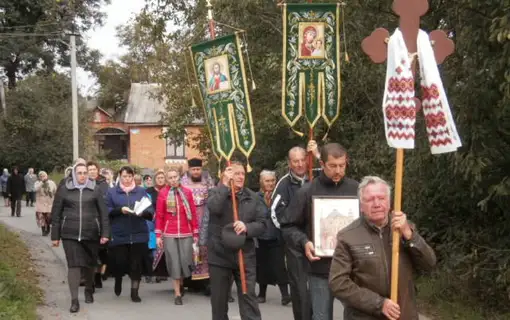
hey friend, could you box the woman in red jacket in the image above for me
[155,168,198,305]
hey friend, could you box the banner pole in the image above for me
[206,0,248,295]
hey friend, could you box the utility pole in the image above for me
[0,80,6,115]
[70,34,79,160]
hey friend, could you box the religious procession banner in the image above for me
[190,33,256,166]
[281,3,341,134]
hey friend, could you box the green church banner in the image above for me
[190,33,256,166]
[281,3,342,134]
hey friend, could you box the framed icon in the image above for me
[204,54,232,94]
[298,22,326,59]
[312,196,360,257]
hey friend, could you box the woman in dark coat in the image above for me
[6,166,25,217]
[256,170,291,305]
[106,166,153,303]
[50,163,110,313]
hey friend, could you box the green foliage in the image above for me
[0,0,109,88]
[0,73,91,172]
[94,11,169,113]
[0,224,42,320]
[99,0,510,315]
[96,160,142,175]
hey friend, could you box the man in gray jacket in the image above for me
[25,168,37,207]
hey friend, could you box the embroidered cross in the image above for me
[361,0,455,110]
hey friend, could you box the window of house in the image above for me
[166,135,186,158]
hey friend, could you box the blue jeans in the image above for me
[309,275,334,320]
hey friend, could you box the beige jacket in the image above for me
[34,180,57,213]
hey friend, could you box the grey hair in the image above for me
[260,170,276,179]
[38,170,47,177]
[358,176,391,200]
[288,146,306,159]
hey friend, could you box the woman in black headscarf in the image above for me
[51,163,110,313]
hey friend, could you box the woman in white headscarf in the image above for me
[1,168,9,207]
[51,163,110,313]
[34,171,57,236]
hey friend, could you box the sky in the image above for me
[76,0,146,95]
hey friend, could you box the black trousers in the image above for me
[210,263,261,320]
[10,199,21,217]
[26,192,35,205]
[286,246,312,320]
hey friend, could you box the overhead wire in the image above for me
[0,32,64,37]
[0,21,63,30]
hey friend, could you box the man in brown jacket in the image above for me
[329,176,436,320]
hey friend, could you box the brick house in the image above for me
[89,83,204,170]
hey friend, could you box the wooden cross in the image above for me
[360,0,454,305]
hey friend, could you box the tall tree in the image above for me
[0,73,90,171]
[132,0,510,314]
[94,11,169,112]
[0,0,109,88]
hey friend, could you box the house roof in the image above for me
[95,106,113,118]
[124,83,166,124]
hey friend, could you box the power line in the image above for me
[0,21,62,30]
[0,32,65,38]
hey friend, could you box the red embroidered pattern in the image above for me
[383,62,416,148]
[421,84,452,148]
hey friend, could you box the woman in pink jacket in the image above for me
[155,168,198,305]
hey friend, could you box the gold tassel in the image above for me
[291,127,304,137]
[322,126,331,141]
[252,80,256,91]
[192,97,197,107]
[246,158,253,173]
[341,2,349,64]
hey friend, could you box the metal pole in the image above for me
[0,80,6,115]
[70,34,79,160]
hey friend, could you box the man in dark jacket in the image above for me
[87,161,109,196]
[329,176,436,320]
[281,143,359,320]
[270,142,319,320]
[207,162,267,320]
[87,160,110,288]
[7,166,25,217]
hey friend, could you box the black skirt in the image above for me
[108,243,149,280]
[62,239,99,268]
[256,239,289,285]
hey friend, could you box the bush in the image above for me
[0,224,42,320]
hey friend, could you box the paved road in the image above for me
[0,205,346,320]
[0,205,432,320]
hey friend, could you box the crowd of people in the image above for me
[2,140,437,320]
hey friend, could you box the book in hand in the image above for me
[125,196,152,216]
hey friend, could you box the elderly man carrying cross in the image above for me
[329,176,436,320]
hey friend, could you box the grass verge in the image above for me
[416,274,510,320]
[0,223,42,320]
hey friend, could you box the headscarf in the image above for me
[65,166,73,178]
[39,171,54,197]
[72,164,88,190]
[166,184,192,221]
[0,169,9,184]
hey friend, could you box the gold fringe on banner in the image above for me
[341,2,349,64]
[246,158,253,173]
[318,72,325,117]
[185,55,197,107]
